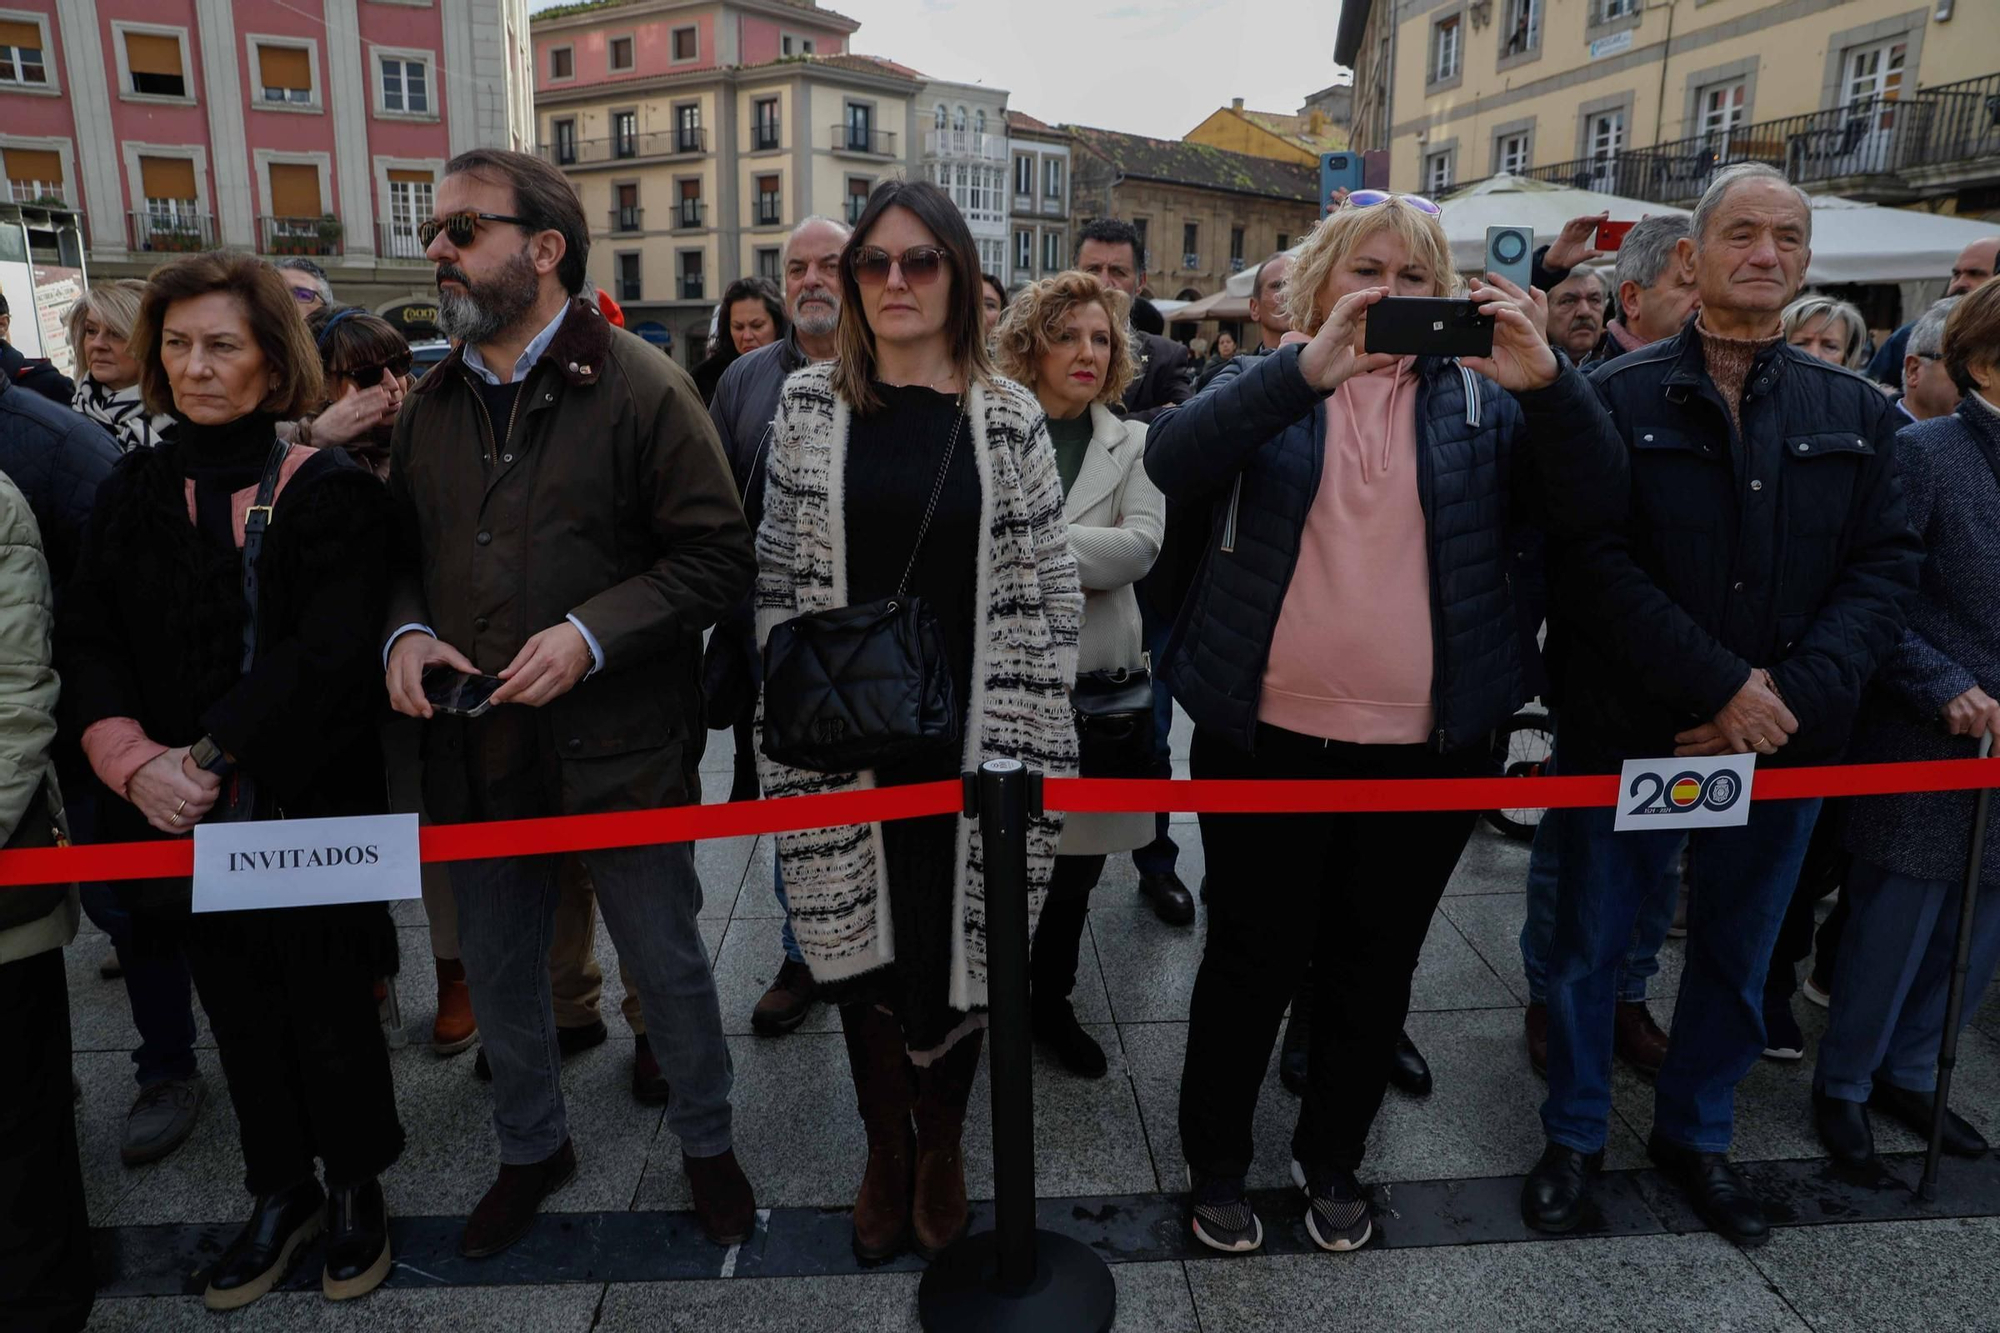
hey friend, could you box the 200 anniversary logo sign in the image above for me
[1613,755,1756,832]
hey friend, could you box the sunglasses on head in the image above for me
[337,355,413,389]
[1343,190,1443,217]
[849,245,952,286]
[417,210,535,249]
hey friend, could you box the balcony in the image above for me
[376,221,430,261]
[924,130,1007,162]
[537,130,706,168]
[751,118,782,152]
[675,200,703,230]
[832,124,895,157]
[845,194,868,225]
[611,206,644,233]
[680,274,704,300]
[754,197,782,227]
[128,209,215,254]
[258,214,343,257]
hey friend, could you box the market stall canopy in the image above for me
[1799,195,2000,285]
[1159,290,1249,323]
[1433,173,1687,272]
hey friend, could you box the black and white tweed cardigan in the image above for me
[753,362,1082,1009]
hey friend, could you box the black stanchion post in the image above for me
[918,759,1116,1333]
[1919,732,1994,1202]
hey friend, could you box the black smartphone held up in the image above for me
[421,665,507,718]
[1485,225,1535,292]
[1364,297,1496,359]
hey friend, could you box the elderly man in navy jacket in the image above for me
[1525,164,1922,1247]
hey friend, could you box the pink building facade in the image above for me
[0,0,533,291]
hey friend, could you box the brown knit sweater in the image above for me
[1697,320,1784,436]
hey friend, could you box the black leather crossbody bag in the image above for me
[761,402,965,774]
[1072,661,1158,777]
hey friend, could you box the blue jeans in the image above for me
[79,883,197,1087]
[1520,812,1682,1005]
[1542,794,1823,1154]
[771,856,801,964]
[1814,857,2000,1102]
[451,842,734,1163]
[1132,603,1179,877]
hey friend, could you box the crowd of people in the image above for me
[3,146,1999,1330]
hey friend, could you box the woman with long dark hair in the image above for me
[754,180,1081,1261]
[693,276,787,403]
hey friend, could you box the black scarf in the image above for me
[172,411,280,554]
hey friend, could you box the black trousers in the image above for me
[0,948,93,1333]
[1030,854,1109,1011]
[182,913,405,1196]
[1766,801,1852,1002]
[1179,725,1479,1178]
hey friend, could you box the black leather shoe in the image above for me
[1032,1000,1108,1078]
[1387,1030,1432,1097]
[1870,1083,1989,1157]
[203,1178,326,1311]
[475,1018,611,1081]
[1138,871,1196,926]
[322,1177,391,1301]
[1647,1133,1768,1247]
[462,1139,578,1258]
[1521,1142,1601,1233]
[1813,1090,1875,1166]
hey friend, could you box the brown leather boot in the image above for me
[432,957,478,1056]
[841,1003,916,1261]
[1613,1001,1670,1080]
[912,1029,983,1258]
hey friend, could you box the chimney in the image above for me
[1231,97,1244,112]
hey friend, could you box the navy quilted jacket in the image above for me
[1144,345,1626,754]
[0,374,117,590]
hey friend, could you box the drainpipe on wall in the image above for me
[1649,0,1680,148]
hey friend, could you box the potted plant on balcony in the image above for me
[315,213,343,255]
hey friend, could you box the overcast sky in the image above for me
[525,0,1350,140]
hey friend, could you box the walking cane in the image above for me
[1918,729,1993,1203]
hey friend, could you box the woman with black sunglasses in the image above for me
[302,306,413,477]
[753,179,1081,1262]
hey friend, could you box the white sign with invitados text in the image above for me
[192,813,421,913]
[1612,754,1756,833]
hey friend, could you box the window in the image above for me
[675,104,701,153]
[1229,226,1245,271]
[1015,228,1032,271]
[1132,218,1149,270]
[753,98,780,151]
[1599,0,1637,19]
[1043,231,1062,272]
[671,27,697,62]
[755,174,781,226]
[781,34,814,56]
[953,106,967,132]
[1043,157,1062,199]
[549,46,572,80]
[1502,0,1540,55]
[3,147,63,205]
[679,250,703,300]
[1014,154,1032,197]
[756,247,780,281]
[553,119,578,165]
[845,102,873,151]
[1181,221,1199,270]
[386,168,433,258]
[615,110,639,158]
[1588,109,1624,162]
[257,44,314,105]
[847,176,871,225]
[975,110,986,135]
[617,252,641,303]
[1843,38,1907,114]
[1424,149,1454,193]
[616,182,640,232]
[1699,80,1746,138]
[1496,131,1530,174]
[676,178,699,228]
[935,104,947,130]
[1430,15,1460,84]
[124,31,187,99]
[609,36,634,71]
[1276,232,1288,252]
[381,56,429,114]
[0,19,47,86]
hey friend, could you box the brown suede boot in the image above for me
[841,1004,917,1261]
[432,957,478,1056]
[911,1029,983,1259]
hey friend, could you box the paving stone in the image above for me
[1089,905,1205,1027]
[1446,824,1533,896]
[1410,909,1518,1013]
[964,1023,1160,1201]
[1441,891,1534,1004]
[711,914,842,1037]
[1748,1216,2000,1333]
[83,1283,605,1331]
[599,1273,919,1332]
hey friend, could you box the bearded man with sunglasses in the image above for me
[381,149,758,1259]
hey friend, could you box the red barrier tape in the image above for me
[4,757,1998,890]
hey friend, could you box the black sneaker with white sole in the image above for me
[1292,1160,1373,1252]
[1762,998,1805,1061]
[1186,1167,1263,1254]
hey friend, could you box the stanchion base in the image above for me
[917,1229,1116,1333]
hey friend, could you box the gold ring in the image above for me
[168,813,182,827]
[175,798,188,816]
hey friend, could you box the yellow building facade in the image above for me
[1184,99,1348,166]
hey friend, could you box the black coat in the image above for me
[1120,331,1194,424]
[0,374,117,590]
[1144,346,1626,754]
[1553,326,1923,767]
[0,339,75,406]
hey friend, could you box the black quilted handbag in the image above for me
[761,403,965,774]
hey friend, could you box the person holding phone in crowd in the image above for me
[1147,191,1626,1256]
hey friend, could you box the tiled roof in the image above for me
[1007,110,1055,134]
[1065,125,1316,202]
[808,52,925,81]
[534,0,859,27]
[1242,109,1346,153]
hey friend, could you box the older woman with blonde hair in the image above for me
[1147,191,1624,1256]
[67,278,173,452]
[994,270,1163,1078]
[1782,294,1869,370]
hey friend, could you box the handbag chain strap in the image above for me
[891,394,966,601]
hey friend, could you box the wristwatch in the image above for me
[190,735,235,777]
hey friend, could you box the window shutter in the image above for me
[680,179,700,200]
[257,45,311,91]
[268,162,321,217]
[0,20,41,49]
[387,168,432,185]
[125,33,183,77]
[4,148,62,183]
[139,155,196,199]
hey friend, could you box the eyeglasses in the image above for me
[290,286,325,305]
[849,245,952,287]
[336,354,413,389]
[1342,190,1443,217]
[416,210,535,249]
